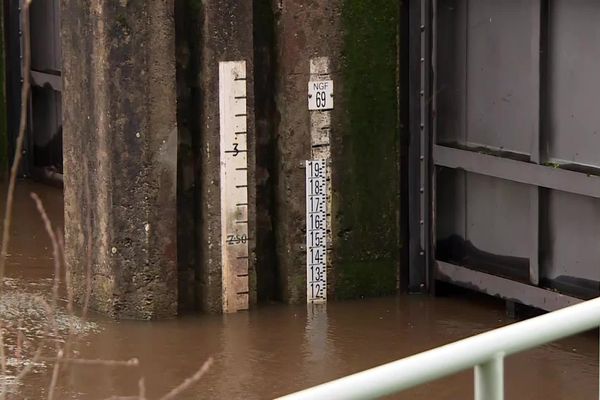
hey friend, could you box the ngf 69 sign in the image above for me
[308,80,334,111]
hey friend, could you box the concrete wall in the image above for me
[62,0,178,319]
[62,0,402,318]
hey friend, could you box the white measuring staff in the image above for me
[219,61,249,313]
[306,57,333,304]
[306,160,327,302]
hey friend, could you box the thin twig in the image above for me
[57,233,73,318]
[56,231,75,365]
[158,357,214,400]
[16,319,23,364]
[14,345,43,382]
[0,0,32,287]
[39,357,140,368]
[47,349,63,400]
[0,1,32,398]
[83,166,92,319]
[138,377,146,400]
[0,323,6,399]
[30,193,61,351]
[17,193,64,400]
[14,297,53,381]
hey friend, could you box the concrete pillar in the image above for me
[62,1,178,319]
[273,0,343,303]
[195,1,256,313]
[273,1,401,302]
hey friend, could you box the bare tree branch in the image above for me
[83,165,93,319]
[0,322,7,399]
[138,377,147,400]
[47,349,63,400]
[0,0,32,286]
[158,358,214,400]
[30,193,62,351]
[0,2,32,397]
[39,357,140,368]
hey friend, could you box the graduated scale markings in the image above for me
[306,159,327,302]
[219,61,250,312]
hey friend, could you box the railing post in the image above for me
[475,354,504,400]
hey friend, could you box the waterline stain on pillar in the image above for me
[62,1,178,319]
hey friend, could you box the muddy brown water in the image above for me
[1,181,598,399]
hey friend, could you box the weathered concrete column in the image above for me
[273,0,401,302]
[273,0,342,303]
[195,1,256,313]
[62,1,178,319]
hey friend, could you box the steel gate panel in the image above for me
[547,0,600,168]
[465,0,540,156]
[542,191,600,299]
[411,0,600,309]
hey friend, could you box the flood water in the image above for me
[1,181,598,399]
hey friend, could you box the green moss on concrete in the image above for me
[186,0,203,13]
[336,0,399,298]
[254,0,275,45]
[335,260,397,299]
[0,6,7,178]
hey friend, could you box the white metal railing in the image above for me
[276,297,600,400]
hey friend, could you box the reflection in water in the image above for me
[1,181,599,399]
[303,304,330,383]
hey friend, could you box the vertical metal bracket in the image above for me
[408,0,433,292]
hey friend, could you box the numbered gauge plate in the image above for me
[308,80,334,111]
[219,60,249,313]
[306,160,327,303]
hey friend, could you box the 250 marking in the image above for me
[226,234,248,245]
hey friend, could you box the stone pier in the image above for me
[272,0,402,303]
[62,1,178,319]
